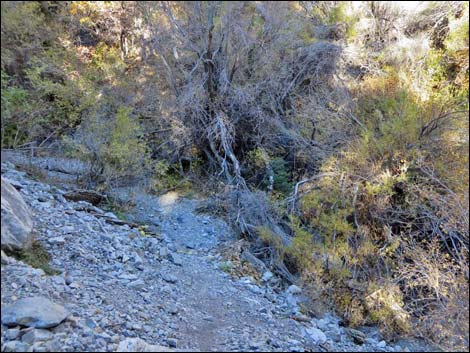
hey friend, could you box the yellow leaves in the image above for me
[98,106,149,181]
[257,226,284,254]
[365,283,411,335]
[79,17,94,26]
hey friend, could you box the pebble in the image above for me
[378,340,387,348]
[162,273,178,284]
[167,338,178,348]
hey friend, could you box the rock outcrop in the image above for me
[1,177,33,252]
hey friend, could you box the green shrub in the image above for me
[72,106,150,186]
[270,158,291,193]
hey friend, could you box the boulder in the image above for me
[1,177,34,252]
[1,297,69,329]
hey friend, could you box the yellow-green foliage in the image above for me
[294,14,469,344]
[102,107,149,180]
[257,225,285,256]
[301,179,354,242]
[91,42,126,83]
[150,160,191,193]
[70,106,150,185]
[286,217,317,270]
[365,283,411,336]
[1,71,31,147]
[246,148,269,169]
[0,2,46,64]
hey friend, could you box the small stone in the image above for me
[117,338,173,352]
[249,341,262,350]
[4,328,21,340]
[248,285,264,295]
[48,237,65,245]
[118,274,139,281]
[377,340,387,348]
[326,329,342,342]
[61,225,75,234]
[68,282,80,289]
[267,338,281,348]
[84,318,97,329]
[167,338,177,348]
[31,342,49,352]
[305,327,327,344]
[21,329,52,344]
[132,323,143,331]
[1,250,12,265]
[239,276,254,284]
[64,275,73,286]
[162,273,178,284]
[132,253,143,266]
[316,318,329,331]
[2,340,31,352]
[261,271,274,282]
[168,253,183,266]
[127,279,145,289]
[159,247,169,258]
[287,285,302,295]
[167,305,178,315]
[346,328,366,345]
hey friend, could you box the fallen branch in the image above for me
[63,190,107,205]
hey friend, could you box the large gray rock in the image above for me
[1,297,69,329]
[1,177,34,252]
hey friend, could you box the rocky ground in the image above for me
[1,157,438,352]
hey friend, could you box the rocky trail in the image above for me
[1,156,437,352]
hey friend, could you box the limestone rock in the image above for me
[1,177,33,252]
[1,297,69,329]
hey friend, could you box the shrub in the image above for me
[72,106,150,187]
